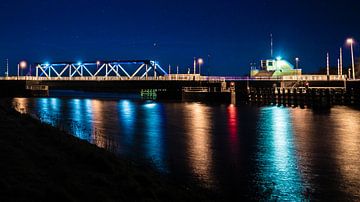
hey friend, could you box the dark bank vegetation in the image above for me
[0,100,215,201]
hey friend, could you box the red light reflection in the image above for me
[227,104,238,153]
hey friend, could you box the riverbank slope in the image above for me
[0,100,212,201]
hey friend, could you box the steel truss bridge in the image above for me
[0,58,349,82]
[34,60,169,80]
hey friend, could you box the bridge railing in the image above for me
[222,75,348,81]
[0,75,227,82]
[0,75,300,81]
[281,75,347,81]
[0,74,350,82]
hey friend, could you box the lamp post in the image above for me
[17,61,27,79]
[5,59,9,77]
[347,38,355,79]
[339,47,343,76]
[197,58,204,75]
[295,57,299,69]
[326,53,330,81]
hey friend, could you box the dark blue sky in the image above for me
[0,0,359,75]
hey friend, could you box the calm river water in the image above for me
[12,94,360,201]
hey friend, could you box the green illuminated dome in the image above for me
[250,59,301,78]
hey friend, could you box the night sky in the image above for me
[0,0,359,76]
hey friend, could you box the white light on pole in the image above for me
[339,47,343,75]
[347,38,355,79]
[326,53,330,80]
[197,58,204,75]
[18,61,27,79]
[5,59,9,77]
[295,57,299,69]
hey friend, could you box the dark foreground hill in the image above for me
[0,100,214,201]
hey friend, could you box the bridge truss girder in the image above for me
[35,60,168,80]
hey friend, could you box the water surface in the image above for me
[13,97,360,200]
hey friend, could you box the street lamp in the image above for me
[96,60,101,69]
[295,57,299,69]
[197,58,204,75]
[5,59,9,77]
[17,61,27,79]
[346,38,355,79]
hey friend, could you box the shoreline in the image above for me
[0,99,214,201]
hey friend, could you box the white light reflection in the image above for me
[13,98,28,114]
[184,103,214,186]
[91,100,107,149]
[331,107,360,196]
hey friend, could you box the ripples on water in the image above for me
[13,97,360,201]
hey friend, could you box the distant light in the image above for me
[295,57,299,61]
[96,61,101,65]
[347,38,354,45]
[197,58,204,65]
[44,62,50,66]
[144,102,157,109]
[276,56,282,61]
[19,61,27,69]
[77,62,82,66]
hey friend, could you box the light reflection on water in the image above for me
[227,105,239,154]
[184,103,214,186]
[328,107,360,199]
[119,100,136,146]
[143,102,166,171]
[256,107,303,200]
[12,97,360,200]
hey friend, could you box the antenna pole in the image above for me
[327,52,330,80]
[5,59,9,77]
[270,33,273,58]
[339,47,343,76]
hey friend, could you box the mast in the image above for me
[339,47,343,75]
[326,52,330,80]
[270,33,273,58]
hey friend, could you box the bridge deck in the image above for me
[0,75,352,82]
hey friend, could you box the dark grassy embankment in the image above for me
[0,100,213,201]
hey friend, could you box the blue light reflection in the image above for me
[68,99,93,140]
[256,106,303,200]
[118,100,136,146]
[142,102,167,172]
[36,98,61,127]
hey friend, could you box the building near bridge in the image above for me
[250,58,302,78]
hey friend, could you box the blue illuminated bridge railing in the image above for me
[0,75,348,82]
[32,60,169,80]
